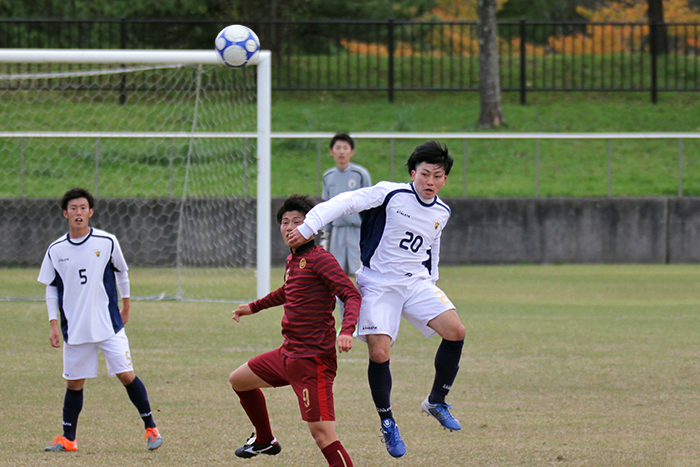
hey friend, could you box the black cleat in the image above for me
[235,432,282,459]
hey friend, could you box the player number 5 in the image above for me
[78,268,87,285]
[434,290,451,305]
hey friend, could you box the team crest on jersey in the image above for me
[434,221,440,230]
[95,250,101,257]
[348,179,357,189]
[299,258,307,269]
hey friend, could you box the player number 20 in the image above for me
[399,231,423,253]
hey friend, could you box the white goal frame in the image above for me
[0,48,272,299]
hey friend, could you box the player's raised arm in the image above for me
[289,182,399,249]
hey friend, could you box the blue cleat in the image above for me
[421,395,462,431]
[380,418,406,458]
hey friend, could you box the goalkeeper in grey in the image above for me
[322,133,372,321]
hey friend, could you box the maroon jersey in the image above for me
[249,241,361,358]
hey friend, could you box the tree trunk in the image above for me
[477,0,504,127]
[648,0,669,54]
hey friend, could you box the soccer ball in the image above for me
[215,25,260,68]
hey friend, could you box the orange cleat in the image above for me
[44,435,78,452]
[144,427,163,451]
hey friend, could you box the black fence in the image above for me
[1,18,699,102]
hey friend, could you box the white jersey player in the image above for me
[288,141,466,458]
[314,180,449,281]
[39,227,129,346]
[38,188,163,453]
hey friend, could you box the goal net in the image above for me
[0,49,271,302]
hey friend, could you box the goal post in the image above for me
[0,48,271,301]
[255,50,271,301]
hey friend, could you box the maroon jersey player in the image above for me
[228,194,360,467]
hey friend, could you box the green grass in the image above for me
[270,91,700,197]
[0,266,262,302]
[1,265,700,466]
[2,89,700,198]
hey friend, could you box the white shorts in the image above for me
[62,329,134,380]
[355,267,455,344]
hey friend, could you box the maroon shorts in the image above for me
[248,347,337,422]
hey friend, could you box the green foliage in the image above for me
[0,0,434,20]
[0,0,232,19]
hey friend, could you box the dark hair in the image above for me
[406,140,453,176]
[60,187,94,211]
[276,194,317,224]
[329,132,354,150]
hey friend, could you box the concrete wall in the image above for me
[3,198,257,268]
[442,198,670,264]
[4,197,699,267]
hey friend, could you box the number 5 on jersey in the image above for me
[79,268,87,285]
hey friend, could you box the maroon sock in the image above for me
[234,388,273,444]
[321,440,353,467]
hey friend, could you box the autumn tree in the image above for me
[477,0,504,127]
[648,0,669,53]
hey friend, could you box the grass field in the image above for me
[2,264,700,466]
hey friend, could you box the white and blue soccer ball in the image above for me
[215,25,260,68]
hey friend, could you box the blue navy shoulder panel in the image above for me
[359,187,414,268]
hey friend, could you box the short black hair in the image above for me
[60,187,94,211]
[329,133,354,150]
[406,140,453,176]
[276,194,317,224]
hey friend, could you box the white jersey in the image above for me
[322,162,372,228]
[38,227,129,345]
[298,181,451,281]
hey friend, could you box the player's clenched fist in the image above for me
[336,334,353,353]
[286,228,309,249]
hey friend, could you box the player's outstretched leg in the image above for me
[235,432,282,458]
[422,338,464,431]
